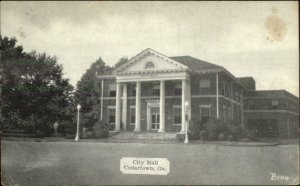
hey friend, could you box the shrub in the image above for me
[245,129,256,141]
[28,115,53,137]
[92,120,109,139]
[176,133,185,141]
[227,134,234,141]
[204,119,218,140]
[218,133,226,141]
[57,123,67,134]
[231,125,243,139]
[188,120,200,140]
[199,130,208,140]
[61,120,76,135]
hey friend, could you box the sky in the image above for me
[1,1,299,96]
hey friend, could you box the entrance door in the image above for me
[151,107,160,130]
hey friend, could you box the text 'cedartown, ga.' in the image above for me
[120,157,170,175]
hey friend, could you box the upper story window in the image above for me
[145,61,155,69]
[109,84,116,97]
[239,93,243,102]
[174,83,182,96]
[199,80,210,95]
[248,100,254,109]
[235,92,239,101]
[229,83,233,98]
[222,82,226,96]
[271,100,279,110]
[131,85,136,96]
[153,83,160,96]
[284,102,289,110]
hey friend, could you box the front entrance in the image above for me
[151,107,160,130]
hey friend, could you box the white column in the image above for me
[159,80,165,132]
[187,79,191,120]
[122,84,127,130]
[115,82,121,131]
[134,81,141,132]
[216,73,219,119]
[180,79,187,133]
[146,104,151,130]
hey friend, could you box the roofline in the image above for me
[113,48,189,74]
[246,89,299,100]
[96,74,116,79]
[236,76,255,80]
[220,68,248,91]
[170,55,223,69]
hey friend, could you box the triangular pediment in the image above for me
[113,48,188,74]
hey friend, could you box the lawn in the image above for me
[1,140,299,185]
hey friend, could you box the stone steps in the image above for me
[111,131,177,140]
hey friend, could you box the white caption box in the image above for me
[120,157,170,175]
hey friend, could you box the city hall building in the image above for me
[97,49,299,138]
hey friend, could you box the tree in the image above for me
[113,57,128,69]
[74,57,113,131]
[0,36,73,135]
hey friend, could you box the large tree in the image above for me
[113,57,128,69]
[74,57,113,130]
[0,36,73,135]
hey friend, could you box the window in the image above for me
[234,105,238,121]
[131,85,136,96]
[271,100,279,110]
[284,102,289,110]
[199,80,210,95]
[228,106,231,122]
[108,107,116,124]
[174,83,182,96]
[200,105,211,123]
[223,105,227,122]
[173,106,182,125]
[235,92,239,101]
[248,100,254,109]
[222,82,226,96]
[130,107,135,125]
[153,83,160,96]
[145,61,155,69]
[109,84,116,97]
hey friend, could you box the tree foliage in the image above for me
[0,36,73,135]
[114,57,128,69]
[74,57,113,131]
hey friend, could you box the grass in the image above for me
[1,140,299,185]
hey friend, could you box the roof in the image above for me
[169,56,247,90]
[236,77,256,90]
[236,77,255,82]
[244,90,299,101]
[169,56,223,70]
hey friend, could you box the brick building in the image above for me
[97,48,299,138]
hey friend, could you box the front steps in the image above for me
[110,131,177,141]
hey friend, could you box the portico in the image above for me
[113,49,192,133]
[114,77,191,133]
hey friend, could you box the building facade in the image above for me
[97,49,299,138]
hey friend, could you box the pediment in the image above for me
[113,48,188,74]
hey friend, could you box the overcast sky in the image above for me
[1,1,299,96]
